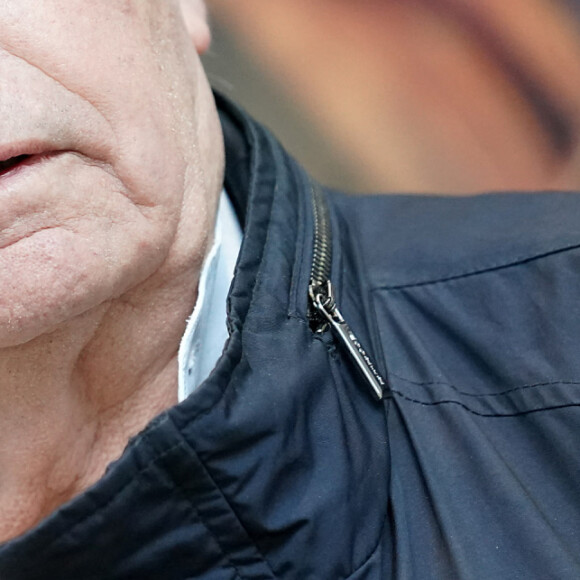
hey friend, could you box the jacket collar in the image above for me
[0,93,313,580]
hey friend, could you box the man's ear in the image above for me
[179,0,211,54]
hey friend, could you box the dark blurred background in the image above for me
[203,0,580,195]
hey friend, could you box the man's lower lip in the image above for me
[0,152,66,249]
[0,152,59,183]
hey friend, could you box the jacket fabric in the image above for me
[1,95,580,579]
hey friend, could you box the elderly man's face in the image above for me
[0,1,216,346]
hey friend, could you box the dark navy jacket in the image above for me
[1,95,579,579]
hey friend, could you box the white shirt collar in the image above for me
[177,191,242,402]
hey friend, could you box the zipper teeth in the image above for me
[308,184,386,399]
[310,184,333,289]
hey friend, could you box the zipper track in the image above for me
[310,184,333,290]
[308,184,333,331]
[308,184,386,401]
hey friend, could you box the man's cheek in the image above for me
[0,158,174,347]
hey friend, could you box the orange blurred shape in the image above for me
[208,0,580,194]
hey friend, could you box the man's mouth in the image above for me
[0,154,32,177]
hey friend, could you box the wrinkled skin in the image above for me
[0,0,223,541]
[0,0,220,345]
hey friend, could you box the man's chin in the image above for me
[0,272,106,350]
[0,305,99,350]
[0,228,159,350]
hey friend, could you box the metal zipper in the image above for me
[308,185,386,401]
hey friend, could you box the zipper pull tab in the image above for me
[310,281,386,401]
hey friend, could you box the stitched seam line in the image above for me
[170,416,277,579]
[185,128,280,423]
[390,372,580,398]
[287,158,309,320]
[376,241,580,290]
[37,441,185,552]
[391,389,580,417]
[171,484,246,580]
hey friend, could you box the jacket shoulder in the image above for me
[329,190,580,289]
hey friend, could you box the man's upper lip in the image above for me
[0,142,61,164]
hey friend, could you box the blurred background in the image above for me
[203,0,580,195]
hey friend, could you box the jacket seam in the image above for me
[20,442,246,579]
[390,389,580,417]
[287,158,309,320]
[171,415,278,579]
[185,130,280,423]
[390,372,580,398]
[375,241,580,290]
[34,441,185,552]
[171,483,247,580]
[246,132,289,323]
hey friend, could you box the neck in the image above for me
[0,262,203,542]
[0,65,225,543]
